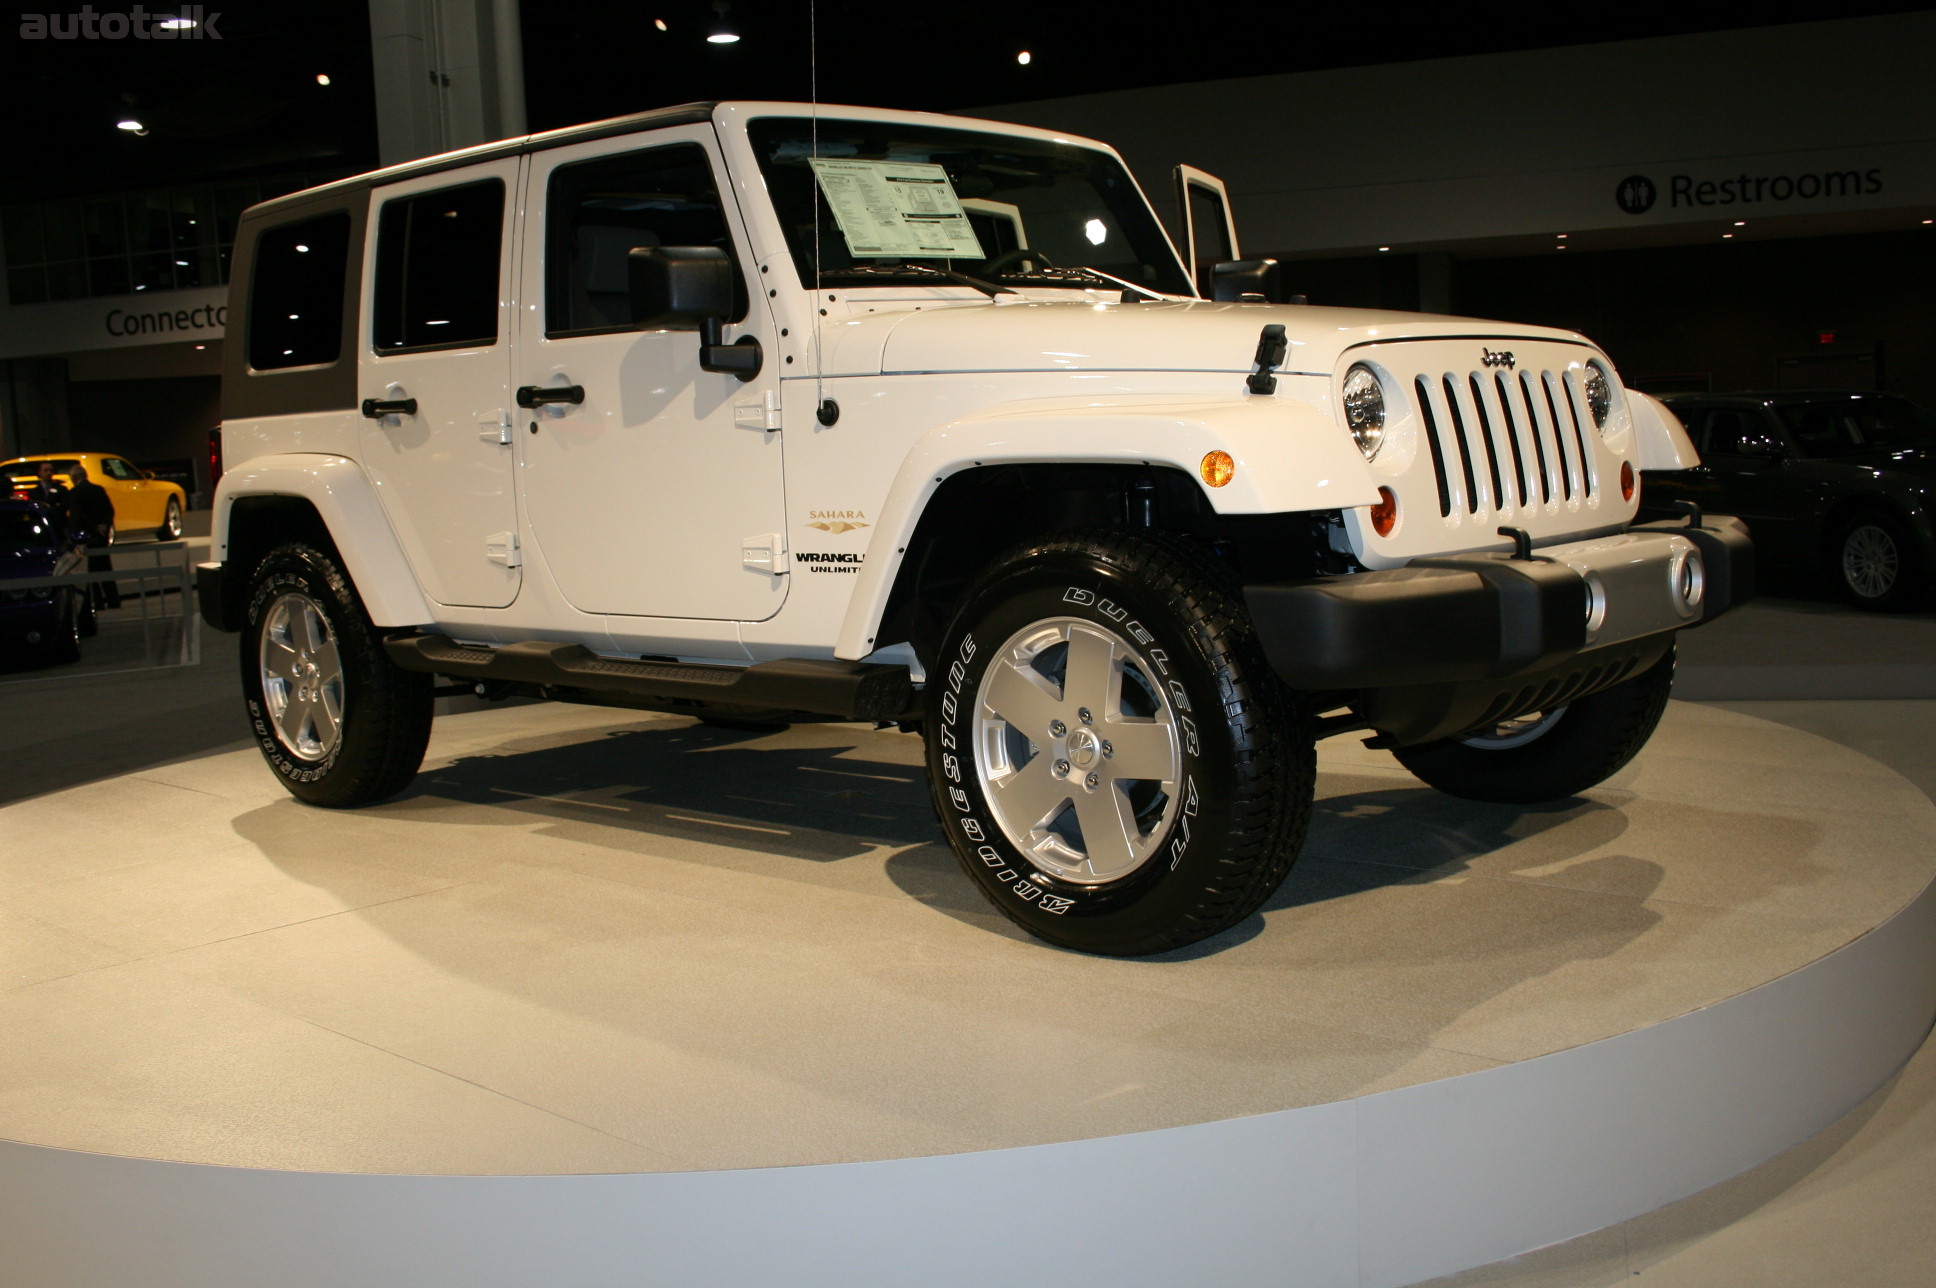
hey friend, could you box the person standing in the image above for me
[64,464,120,609]
[34,461,67,516]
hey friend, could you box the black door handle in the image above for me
[361,397,418,418]
[516,384,585,409]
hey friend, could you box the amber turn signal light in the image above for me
[1369,486,1398,536]
[1620,461,1636,503]
[1200,451,1235,488]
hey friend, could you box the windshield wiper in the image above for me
[819,263,1014,298]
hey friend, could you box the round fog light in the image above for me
[1582,571,1608,635]
[1673,549,1705,615]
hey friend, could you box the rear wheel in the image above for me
[1836,512,1922,612]
[928,531,1310,956]
[1391,646,1676,803]
[159,496,183,541]
[241,543,432,807]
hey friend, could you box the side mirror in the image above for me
[1211,258,1286,304]
[627,246,762,381]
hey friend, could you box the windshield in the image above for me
[746,117,1193,297]
[0,509,60,552]
[1777,396,1936,457]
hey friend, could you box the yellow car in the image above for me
[1,453,188,541]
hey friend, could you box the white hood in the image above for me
[816,298,1590,379]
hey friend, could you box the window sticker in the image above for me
[809,159,986,259]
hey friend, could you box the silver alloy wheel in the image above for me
[1842,523,1899,600]
[258,591,346,762]
[974,616,1180,885]
[161,498,182,540]
[1457,707,1566,750]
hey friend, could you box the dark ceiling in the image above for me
[2,1,1933,202]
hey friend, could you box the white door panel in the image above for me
[357,159,521,609]
[516,126,787,622]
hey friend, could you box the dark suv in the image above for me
[1649,392,1935,611]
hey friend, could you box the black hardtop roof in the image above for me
[247,101,720,219]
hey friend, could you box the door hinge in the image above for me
[733,390,782,431]
[477,410,513,444]
[741,532,788,575]
[485,531,521,568]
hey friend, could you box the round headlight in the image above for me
[1583,363,1613,431]
[1341,364,1386,459]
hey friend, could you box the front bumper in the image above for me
[1244,515,1752,745]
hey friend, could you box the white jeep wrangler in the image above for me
[199,101,1751,956]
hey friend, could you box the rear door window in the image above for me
[372,179,506,353]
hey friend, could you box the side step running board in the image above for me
[386,633,915,721]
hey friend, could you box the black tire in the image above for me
[1391,645,1676,804]
[1834,512,1922,612]
[159,496,183,541]
[926,530,1311,956]
[240,543,433,807]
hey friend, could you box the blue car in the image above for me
[0,495,92,666]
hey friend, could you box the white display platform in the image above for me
[2,701,1932,1287]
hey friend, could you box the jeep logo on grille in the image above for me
[1481,348,1516,370]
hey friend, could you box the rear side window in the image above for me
[373,179,505,353]
[248,212,351,371]
[545,143,746,338]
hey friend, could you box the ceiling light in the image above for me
[1017,50,1031,65]
[1084,219,1106,245]
[316,73,331,86]
[116,118,146,134]
[654,18,668,31]
[1733,220,1745,226]
[1377,246,1390,252]
[706,1,738,42]
[1723,233,1734,239]
[1556,233,1568,239]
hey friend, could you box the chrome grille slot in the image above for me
[1538,371,1579,501]
[1440,374,1482,513]
[1466,373,1508,511]
[1517,370,1553,504]
[1415,375,1453,517]
[1494,371,1531,509]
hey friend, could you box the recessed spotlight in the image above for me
[1723,233,1734,239]
[116,118,145,133]
[1017,50,1032,65]
[706,0,738,42]
[316,73,331,86]
[654,18,668,31]
[1733,220,1745,226]
[1556,233,1568,239]
[1377,246,1390,252]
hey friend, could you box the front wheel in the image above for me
[241,543,433,807]
[1391,646,1676,803]
[927,531,1311,956]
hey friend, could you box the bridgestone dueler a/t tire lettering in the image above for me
[927,531,1313,956]
[1391,646,1676,804]
[241,543,433,808]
